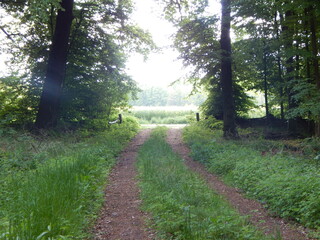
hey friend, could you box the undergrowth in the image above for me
[183,123,320,233]
[0,118,139,240]
[137,127,273,240]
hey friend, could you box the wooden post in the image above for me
[118,114,122,124]
[196,113,200,122]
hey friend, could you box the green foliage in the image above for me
[137,127,272,240]
[173,14,255,120]
[130,86,206,107]
[131,87,169,106]
[300,137,320,156]
[160,0,209,24]
[0,120,139,239]
[60,2,145,127]
[200,82,255,119]
[287,79,320,121]
[0,0,154,130]
[160,0,320,135]
[0,76,37,127]
[183,124,320,229]
[199,116,223,130]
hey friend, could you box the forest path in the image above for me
[166,128,311,240]
[93,129,154,240]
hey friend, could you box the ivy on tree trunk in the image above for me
[35,0,74,129]
[220,0,238,138]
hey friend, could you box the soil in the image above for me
[166,128,312,240]
[92,129,154,240]
[92,127,312,240]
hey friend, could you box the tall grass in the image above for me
[130,106,197,124]
[0,119,139,239]
[183,123,320,231]
[137,127,273,240]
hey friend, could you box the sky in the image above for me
[126,0,185,90]
[126,0,221,90]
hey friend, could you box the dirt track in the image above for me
[93,129,154,240]
[166,128,311,240]
[93,128,311,240]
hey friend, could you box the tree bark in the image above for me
[263,40,269,121]
[274,12,284,120]
[220,0,238,138]
[309,7,320,136]
[35,0,74,129]
[281,9,298,132]
[310,9,320,88]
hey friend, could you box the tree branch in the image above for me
[0,26,15,42]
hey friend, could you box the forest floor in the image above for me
[93,128,311,240]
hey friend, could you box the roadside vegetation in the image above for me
[130,106,197,124]
[137,127,274,240]
[0,118,139,240]
[183,122,320,235]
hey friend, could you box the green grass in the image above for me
[130,107,196,124]
[137,127,274,240]
[183,123,320,232]
[0,119,139,239]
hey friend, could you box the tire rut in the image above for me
[166,128,311,240]
[93,129,154,240]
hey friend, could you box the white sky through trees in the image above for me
[127,0,221,90]
[126,0,184,89]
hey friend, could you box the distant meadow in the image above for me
[129,106,199,125]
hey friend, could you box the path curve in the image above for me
[166,128,311,240]
[93,129,154,240]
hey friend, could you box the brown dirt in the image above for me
[92,129,154,240]
[166,128,311,240]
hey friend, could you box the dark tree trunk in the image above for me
[309,8,320,136]
[277,53,285,119]
[35,0,74,129]
[220,0,238,138]
[274,12,284,119]
[281,10,298,132]
[310,9,320,88]
[263,41,269,121]
[304,8,311,82]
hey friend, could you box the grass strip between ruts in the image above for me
[137,127,275,240]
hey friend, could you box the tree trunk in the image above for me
[310,10,320,88]
[35,0,74,129]
[309,8,320,136]
[220,0,238,138]
[281,10,297,132]
[263,41,269,122]
[274,11,284,119]
[277,53,285,119]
